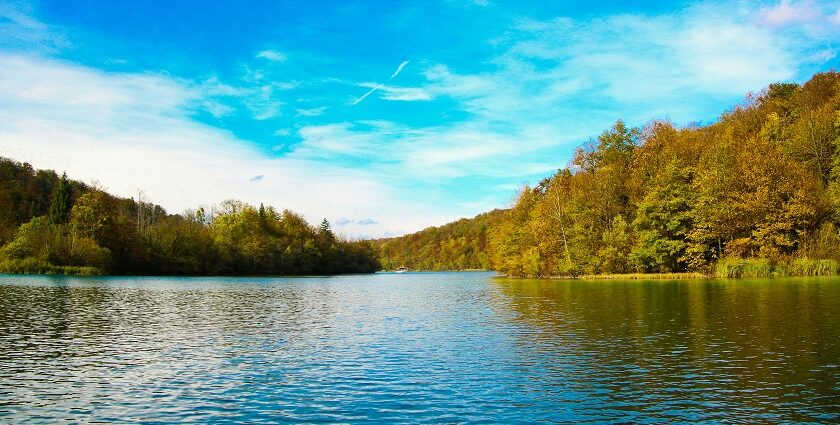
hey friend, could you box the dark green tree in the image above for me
[259,203,267,228]
[49,173,72,224]
[319,218,333,238]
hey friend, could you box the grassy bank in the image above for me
[497,258,840,280]
[578,272,708,280]
[0,258,103,276]
[715,258,838,278]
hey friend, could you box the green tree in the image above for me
[630,161,695,272]
[48,172,72,225]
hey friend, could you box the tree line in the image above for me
[0,159,379,275]
[380,72,840,278]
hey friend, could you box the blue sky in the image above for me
[1,0,839,237]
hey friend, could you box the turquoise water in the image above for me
[1,272,839,423]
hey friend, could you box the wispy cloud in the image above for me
[357,83,432,102]
[352,59,419,105]
[295,106,327,117]
[336,218,379,226]
[256,49,287,62]
[416,1,840,128]
[0,53,459,237]
[198,76,284,120]
[0,2,65,52]
[301,0,840,185]
[758,0,819,27]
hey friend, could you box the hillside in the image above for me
[374,71,840,279]
[489,72,840,277]
[374,209,506,271]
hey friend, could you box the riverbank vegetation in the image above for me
[380,72,840,279]
[0,158,379,275]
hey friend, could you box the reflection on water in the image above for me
[0,273,838,423]
[493,278,840,423]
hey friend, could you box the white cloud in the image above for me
[289,120,559,181]
[295,106,327,117]
[197,76,285,121]
[417,1,840,130]
[256,49,287,62]
[357,83,433,102]
[758,0,820,27]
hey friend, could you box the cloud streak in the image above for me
[352,59,415,105]
[390,60,410,79]
[351,85,379,105]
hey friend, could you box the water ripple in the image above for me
[0,273,839,423]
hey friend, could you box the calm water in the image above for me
[1,272,839,423]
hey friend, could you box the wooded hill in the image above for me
[376,71,840,278]
[0,158,379,275]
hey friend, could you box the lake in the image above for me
[1,272,838,423]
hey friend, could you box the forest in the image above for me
[380,71,840,278]
[0,159,379,275]
[374,209,505,271]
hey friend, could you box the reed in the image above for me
[0,258,102,276]
[715,258,772,278]
[783,258,839,276]
[715,257,839,278]
[579,272,708,280]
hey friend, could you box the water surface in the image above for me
[1,273,838,423]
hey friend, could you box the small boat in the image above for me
[395,266,408,273]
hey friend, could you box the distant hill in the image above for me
[372,209,507,271]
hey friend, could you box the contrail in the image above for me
[390,60,410,79]
[353,60,409,106]
[352,85,380,106]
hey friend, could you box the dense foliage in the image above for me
[374,209,505,271]
[0,159,379,275]
[490,72,840,277]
